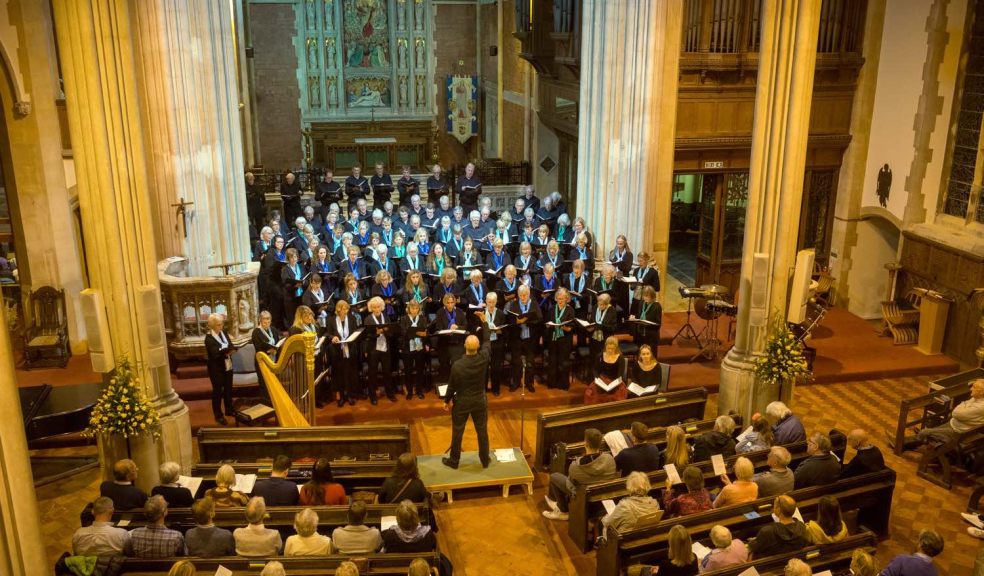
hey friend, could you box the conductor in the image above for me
[442,334,492,469]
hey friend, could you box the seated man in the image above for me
[753,446,795,498]
[252,454,299,506]
[544,428,618,521]
[151,461,193,508]
[601,472,661,537]
[72,497,130,556]
[879,529,944,576]
[765,401,806,445]
[234,496,283,557]
[700,525,749,573]
[915,378,984,444]
[129,495,185,558]
[794,432,841,489]
[185,497,235,557]
[381,500,436,553]
[99,458,148,510]
[332,501,383,554]
[840,429,885,479]
[615,421,662,475]
[747,495,808,559]
[692,414,737,462]
[784,558,812,576]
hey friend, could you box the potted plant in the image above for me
[754,314,812,404]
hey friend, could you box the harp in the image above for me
[255,332,317,426]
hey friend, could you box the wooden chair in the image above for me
[23,286,70,369]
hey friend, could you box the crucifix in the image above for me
[171,197,194,238]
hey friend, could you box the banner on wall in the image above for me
[446,75,478,145]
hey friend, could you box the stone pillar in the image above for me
[132,0,252,278]
[51,0,193,482]
[718,0,821,419]
[0,292,46,575]
[575,0,682,280]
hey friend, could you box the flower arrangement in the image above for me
[83,356,160,439]
[754,314,812,388]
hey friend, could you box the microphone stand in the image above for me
[519,358,530,459]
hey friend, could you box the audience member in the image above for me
[184,497,235,557]
[840,429,885,479]
[261,561,286,576]
[663,465,712,517]
[601,472,661,537]
[129,495,185,558]
[544,428,617,520]
[166,561,195,576]
[284,508,332,555]
[753,446,795,497]
[747,495,808,559]
[713,456,758,508]
[850,549,877,576]
[615,421,662,475]
[655,525,698,576]
[72,496,130,556]
[378,453,429,504]
[765,401,806,444]
[914,379,984,445]
[784,558,811,576]
[699,525,748,573]
[234,496,283,557]
[99,459,148,510]
[794,432,841,489]
[663,425,690,470]
[204,464,249,507]
[692,415,737,462]
[252,455,300,506]
[332,501,383,553]
[407,558,431,576]
[806,496,848,544]
[736,417,774,454]
[337,561,360,576]
[382,500,436,553]
[300,458,348,506]
[151,461,194,508]
[878,529,943,576]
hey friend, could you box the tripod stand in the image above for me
[673,294,703,345]
[690,307,724,362]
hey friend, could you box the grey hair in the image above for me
[625,471,651,497]
[159,461,181,485]
[215,464,236,488]
[765,401,792,421]
[246,496,267,524]
[524,207,535,217]
[770,445,792,467]
[372,209,383,219]
[557,213,570,226]
[714,415,737,435]
[260,561,286,576]
[144,495,168,523]
[293,508,319,537]
[710,524,732,548]
[92,496,114,517]
[470,210,481,220]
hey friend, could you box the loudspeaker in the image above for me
[80,289,114,373]
[137,285,168,369]
[787,250,816,324]
[749,253,770,327]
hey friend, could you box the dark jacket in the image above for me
[99,481,148,511]
[151,485,194,508]
[185,525,236,557]
[615,443,662,476]
[692,431,737,463]
[839,446,885,479]
[793,453,842,489]
[252,477,300,506]
[378,477,429,504]
[773,414,806,445]
[445,339,491,407]
[381,526,436,553]
[748,520,809,558]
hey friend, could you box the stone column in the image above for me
[718,0,821,419]
[132,0,252,278]
[575,0,682,280]
[52,0,193,482]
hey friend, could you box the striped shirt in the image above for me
[128,524,185,558]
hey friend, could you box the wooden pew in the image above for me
[190,460,396,494]
[917,425,984,489]
[197,425,412,463]
[595,468,895,576]
[699,532,878,576]
[534,388,708,471]
[550,415,743,474]
[567,430,847,552]
[120,552,440,575]
[110,503,431,535]
[890,368,982,455]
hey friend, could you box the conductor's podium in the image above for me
[418,447,533,503]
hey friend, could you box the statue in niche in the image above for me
[415,38,425,69]
[307,0,317,28]
[328,77,338,107]
[325,38,336,69]
[310,77,322,108]
[416,75,425,106]
[307,38,319,70]
[414,0,424,30]
[876,163,892,208]
[324,0,334,29]
[399,76,408,106]
[397,0,406,30]
[238,298,253,331]
[398,38,407,69]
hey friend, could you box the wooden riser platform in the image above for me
[418,448,533,504]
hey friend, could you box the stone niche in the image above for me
[158,257,258,363]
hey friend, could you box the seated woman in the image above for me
[806,496,849,544]
[735,417,774,454]
[379,453,429,504]
[663,465,710,518]
[204,464,249,507]
[699,525,749,573]
[634,525,698,576]
[299,459,347,506]
[663,425,690,471]
[381,500,436,553]
[601,471,661,538]
[585,336,628,405]
[713,457,758,508]
[284,508,332,556]
[151,461,194,508]
[627,345,662,395]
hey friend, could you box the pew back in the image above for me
[120,552,440,575]
[197,425,412,463]
[700,532,878,576]
[190,460,396,494]
[892,368,983,455]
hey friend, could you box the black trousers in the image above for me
[510,336,537,389]
[368,348,394,398]
[448,398,490,465]
[489,340,507,393]
[331,350,360,399]
[403,351,427,395]
[547,334,572,389]
[207,365,234,417]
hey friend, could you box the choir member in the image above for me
[354,220,372,247]
[246,172,266,233]
[433,293,467,381]
[537,240,564,272]
[308,246,334,287]
[380,217,396,247]
[435,268,461,305]
[536,195,560,229]
[456,162,482,215]
[339,245,367,282]
[435,216,455,245]
[545,288,575,390]
[461,269,488,332]
[368,209,385,235]
[413,228,431,256]
[408,194,425,217]
[371,244,399,287]
[326,300,361,407]
[315,169,342,220]
[332,233,355,263]
[509,198,527,223]
[564,259,590,318]
[456,237,483,270]
[390,231,408,259]
[396,165,420,207]
[519,185,540,213]
[516,209,539,242]
[290,219,310,253]
[394,205,412,236]
[534,262,560,313]
[550,191,568,217]
[251,310,279,401]
[345,165,369,203]
[325,223,346,256]
[337,273,365,320]
[362,233,382,262]
[587,336,628,403]
[486,237,512,277]
[505,284,542,391]
[554,214,573,243]
[303,206,324,237]
[609,234,634,276]
[254,226,274,262]
[464,210,488,243]
[631,251,661,294]
[593,262,628,319]
[370,269,400,319]
[425,242,452,278]
[451,205,466,227]
[301,274,332,328]
[301,236,320,265]
[435,194,454,220]
[421,204,438,228]
[281,171,303,223]
[533,224,551,250]
[204,313,236,425]
[400,243,423,277]
[402,269,430,306]
[281,248,306,328]
[370,162,393,208]
[426,164,448,204]
[588,293,619,360]
[399,299,429,399]
[568,233,594,273]
[491,219,513,249]
[261,236,287,330]
[343,206,362,234]
[628,345,663,395]
[569,216,593,250]
[480,292,508,396]
[630,286,663,357]
[496,265,522,306]
[365,296,396,404]
[514,241,536,281]
[444,225,466,259]
[288,305,319,337]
